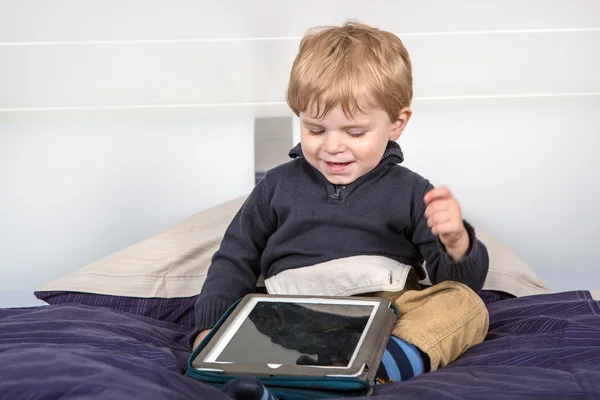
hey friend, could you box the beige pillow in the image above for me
[38,195,550,298]
[38,195,248,298]
[465,227,550,296]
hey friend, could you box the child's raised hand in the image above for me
[424,187,469,261]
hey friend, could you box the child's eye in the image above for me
[308,129,325,135]
[347,131,366,138]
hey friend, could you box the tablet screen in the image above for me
[202,298,377,368]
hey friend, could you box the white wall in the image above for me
[0,110,255,296]
[1,1,599,110]
[0,0,599,299]
[401,96,600,292]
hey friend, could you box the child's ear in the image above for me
[389,107,412,141]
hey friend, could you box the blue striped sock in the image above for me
[374,336,426,384]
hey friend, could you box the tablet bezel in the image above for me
[191,294,395,378]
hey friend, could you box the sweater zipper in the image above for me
[329,184,345,199]
[327,149,397,200]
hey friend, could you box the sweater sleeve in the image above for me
[410,181,489,293]
[193,179,275,336]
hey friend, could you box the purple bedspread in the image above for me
[1,291,600,399]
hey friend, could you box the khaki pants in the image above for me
[371,279,489,371]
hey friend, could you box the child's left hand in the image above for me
[424,187,470,261]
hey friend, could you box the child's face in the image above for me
[299,104,411,185]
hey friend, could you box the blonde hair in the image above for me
[286,21,413,122]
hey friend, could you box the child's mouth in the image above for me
[325,161,351,173]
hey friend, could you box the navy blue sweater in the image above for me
[194,141,489,332]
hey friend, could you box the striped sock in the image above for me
[374,336,427,384]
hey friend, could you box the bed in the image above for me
[2,196,600,399]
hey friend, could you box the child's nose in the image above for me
[322,132,345,154]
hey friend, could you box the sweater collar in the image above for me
[288,140,404,164]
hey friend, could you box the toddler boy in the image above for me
[193,21,490,399]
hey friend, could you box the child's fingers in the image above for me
[424,199,450,218]
[424,187,451,206]
[427,212,451,228]
[431,221,461,236]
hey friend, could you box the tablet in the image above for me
[191,294,396,379]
